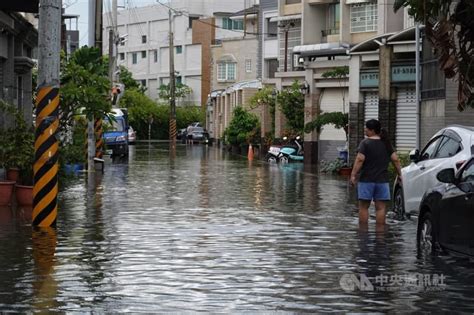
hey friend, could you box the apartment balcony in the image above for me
[321,28,340,43]
[308,0,339,5]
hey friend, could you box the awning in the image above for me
[350,33,395,53]
[225,80,262,94]
[293,42,350,57]
[269,14,301,23]
[210,90,224,98]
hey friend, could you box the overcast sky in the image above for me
[65,0,157,47]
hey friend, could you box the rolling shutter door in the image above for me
[319,88,347,141]
[396,88,417,152]
[364,92,378,122]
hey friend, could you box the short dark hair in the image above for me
[365,119,381,134]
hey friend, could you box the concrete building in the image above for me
[103,0,247,106]
[268,0,410,164]
[347,8,474,163]
[207,5,262,142]
[418,33,474,147]
[0,10,38,128]
[259,0,279,82]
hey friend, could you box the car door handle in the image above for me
[420,166,426,171]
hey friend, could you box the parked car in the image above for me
[393,125,474,217]
[177,128,187,140]
[417,156,474,256]
[128,126,136,144]
[189,127,209,143]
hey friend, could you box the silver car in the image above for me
[393,125,474,217]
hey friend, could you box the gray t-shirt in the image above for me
[358,138,394,183]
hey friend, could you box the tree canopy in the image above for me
[394,0,474,110]
[277,81,305,134]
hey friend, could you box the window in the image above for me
[189,16,199,28]
[142,35,147,44]
[217,62,236,81]
[176,45,182,54]
[434,137,462,159]
[222,17,232,30]
[222,17,243,30]
[132,52,137,64]
[350,3,378,33]
[266,19,278,38]
[420,137,442,161]
[245,59,252,73]
[140,79,146,87]
[176,76,182,84]
[141,51,146,58]
[120,53,125,60]
[327,3,340,34]
[233,20,244,30]
[154,50,158,63]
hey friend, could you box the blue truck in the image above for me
[103,108,129,156]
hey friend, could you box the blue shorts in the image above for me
[358,182,390,201]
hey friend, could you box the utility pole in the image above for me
[87,0,96,172]
[110,0,118,86]
[33,0,61,227]
[169,8,177,153]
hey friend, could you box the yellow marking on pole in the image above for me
[34,143,58,174]
[33,163,58,196]
[36,97,59,121]
[33,87,59,227]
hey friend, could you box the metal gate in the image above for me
[396,87,417,152]
[364,92,379,122]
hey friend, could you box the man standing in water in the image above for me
[350,119,402,226]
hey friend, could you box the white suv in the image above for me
[393,125,474,217]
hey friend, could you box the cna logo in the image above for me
[340,273,374,292]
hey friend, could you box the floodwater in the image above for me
[1,143,474,312]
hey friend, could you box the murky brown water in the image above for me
[1,144,474,312]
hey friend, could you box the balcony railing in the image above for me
[321,28,340,37]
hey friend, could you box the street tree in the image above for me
[158,83,193,105]
[394,0,474,110]
[277,81,305,135]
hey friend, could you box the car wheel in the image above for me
[417,211,439,257]
[279,155,289,164]
[393,187,406,219]
[265,153,278,163]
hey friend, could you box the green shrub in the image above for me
[122,89,204,140]
[224,107,260,146]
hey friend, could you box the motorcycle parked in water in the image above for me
[265,136,304,163]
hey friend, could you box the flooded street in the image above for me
[1,143,474,312]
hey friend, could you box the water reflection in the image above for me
[1,143,474,312]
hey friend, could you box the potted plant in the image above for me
[0,101,35,205]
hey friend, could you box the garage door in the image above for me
[396,88,417,152]
[319,88,348,141]
[364,92,378,122]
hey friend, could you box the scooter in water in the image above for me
[265,136,292,163]
[277,136,304,163]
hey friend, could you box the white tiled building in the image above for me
[103,0,247,106]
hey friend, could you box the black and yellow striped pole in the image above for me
[95,118,103,159]
[33,87,59,227]
[33,0,61,227]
